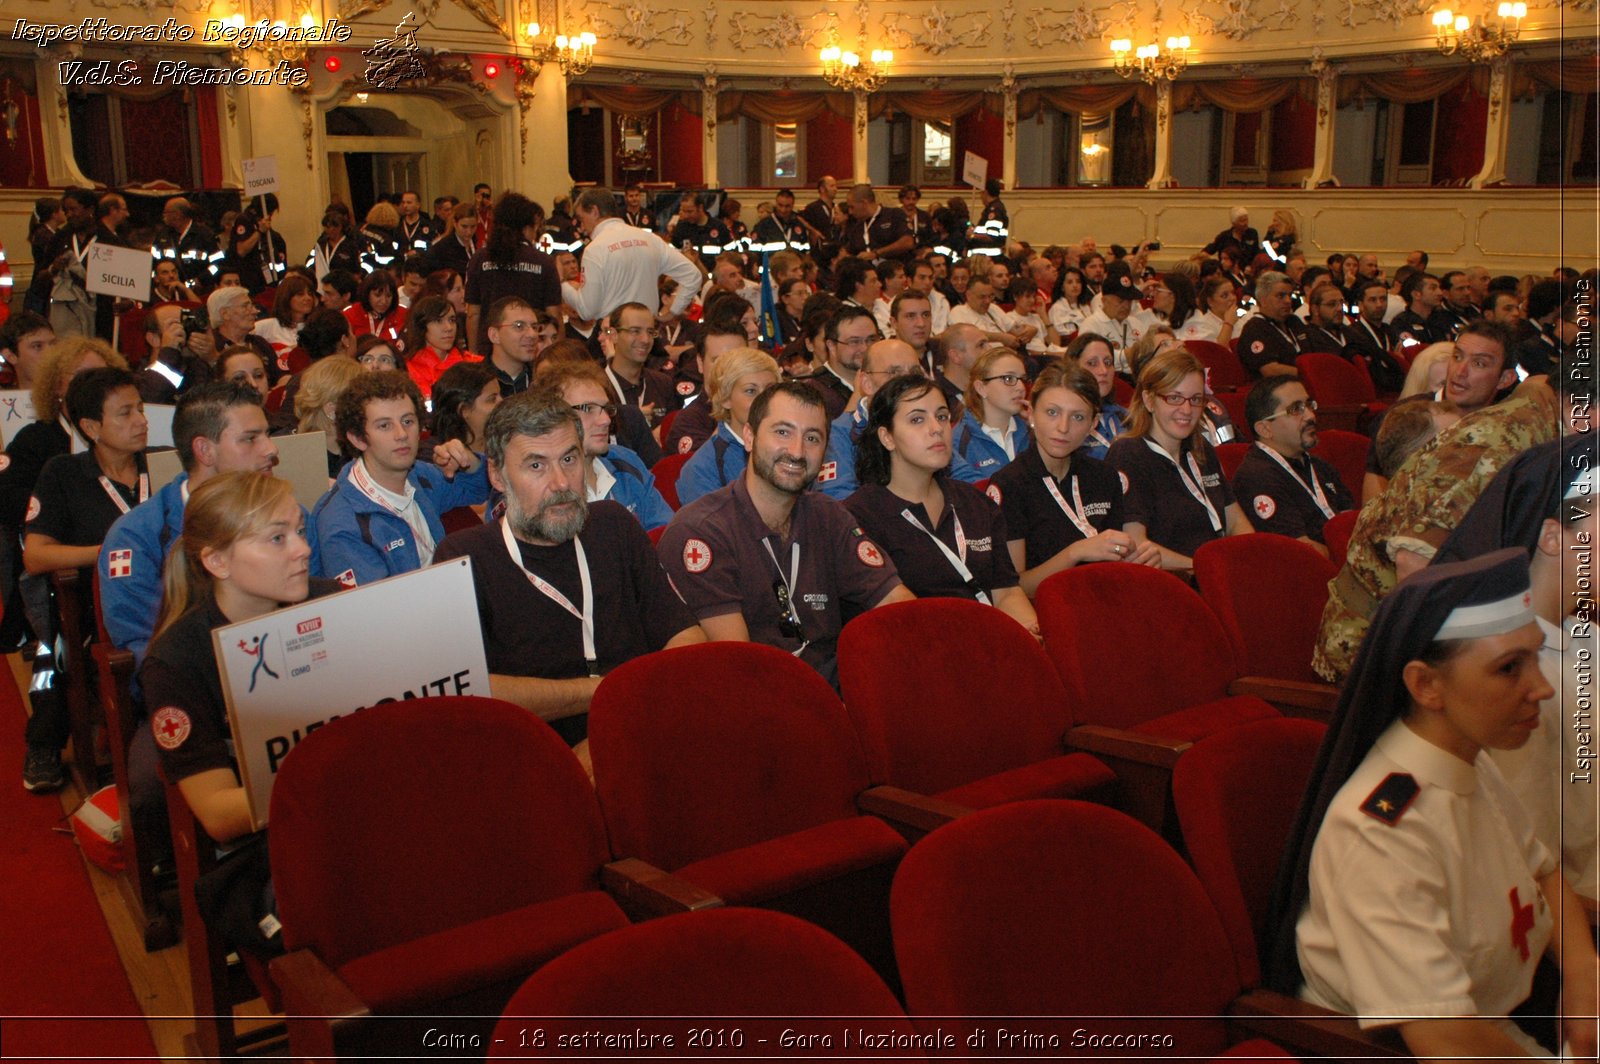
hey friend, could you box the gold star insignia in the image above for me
[1377,799,1393,813]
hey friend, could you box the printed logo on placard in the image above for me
[236,633,280,692]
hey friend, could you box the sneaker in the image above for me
[22,746,66,793]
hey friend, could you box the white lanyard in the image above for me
[1144,439,1222,533]
[350,459,435,562]
[901,504,990,606]
[500,518,597,676]
[1043,475,1098,541]
[1256,443,1334,520]
[314,237,343,279]
[60,415,85,455]
[1266,318,1301,354]
[760,538,809,657]
[71,233,96,266]
[98,471,148,515]
[604,364,642,409]
[1087,411,1120,453]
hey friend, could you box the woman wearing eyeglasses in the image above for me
[845,373,1037,634]
[1105,349,1252,572]
[675,347,779,508]
[353,335,400,373]
[953,347,1031,477]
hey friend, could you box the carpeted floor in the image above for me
[0,662,159,1060]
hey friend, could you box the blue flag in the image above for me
[759,250,781,346]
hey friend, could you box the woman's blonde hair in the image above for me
[295,356,368,435]
[1399,341,1456,400]
[707,347,779,423]
[1126,348,1206,441]
[154,472,297,643]
[961,254,993,285]
[964,346,1026,423]
[364,201,399,230]
[31,336,127,422]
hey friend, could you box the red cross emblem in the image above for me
[677,436,693,454]
[682,538,712,573]
[1509,887,1535,962]
[1253,494,1276,519]
[857,540,884,568]
[151,707,191,751]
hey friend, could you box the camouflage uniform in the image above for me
[1313,387,1559,682]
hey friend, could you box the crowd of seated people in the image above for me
[6,182,1597,1057]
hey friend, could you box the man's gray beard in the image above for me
[507,488,587,544]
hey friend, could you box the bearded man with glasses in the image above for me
[1231,376,1356,556]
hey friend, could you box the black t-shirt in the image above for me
[663,394,714,457]
[843,208,911,261]
[801,364,854,424]
[801,200,837,241]
[991,444,1126,570]
[142,581,344,783]
[608,364,677,423]
[26,450,147,548]
[1387,309,1440,347]
[433,504,696,739]
[1238,316,1306,376]
[1230,443,1355,544]
[1105,435,1235,559]
[671,219,734,258]
[0,420,70,527]
[463,245,563,353]
[844,479,1018,601]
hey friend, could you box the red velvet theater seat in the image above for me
[1186,339,1251,393]
[890,800,1297,1060]
[588,642,909,977]
[1036,564,1282,744]
[268,696,631,1059]
[1216,441,1251,483]
[1193,534,1337,687]
[650,452,692,509]
[489,909,919,1058]
[1311,429,1370,508]
[1296,352,1387,434]
[837,598,1117,815]
[1173,717,1327,989]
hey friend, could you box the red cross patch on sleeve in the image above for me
[682,538,712,573]
[151,707,192,751]
[1251,340,1265,354]
[25,496,39,522]
[107,549,133,578]
[985,483,1002,504]
[857,540,885,567]
[677,436,693,454]
[1253,495,1276,519]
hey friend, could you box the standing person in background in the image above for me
[464,193,563,356]
[562,187,703,328]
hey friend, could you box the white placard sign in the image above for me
[214,558,489,830]
[241,156,279,196]
[85,243,153,303]
[144,404,175,449]
[962,150,988,188]
[0,390,38,447]
[148,431,331,513]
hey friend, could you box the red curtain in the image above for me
[120,94,193,185]
[195,87,222,188]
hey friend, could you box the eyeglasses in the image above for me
[772,581,807,642]
[498,319,537,331]
[357,352,397,367]
[831,335,874,349]
[618,326,661,339]
[571,402,619,419]
[1158,393,1207,408]
[1260,398,1318,421]
[863,366,925,378]
[982,373,1024,386]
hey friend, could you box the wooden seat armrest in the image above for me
[1229,677,1340,717]
[602,858,724,921]
[269,948,372,1021]
[1228,989,1409,1060]
[1065,725,1191,768]
[52,567,81,593]
[858,785,972,838]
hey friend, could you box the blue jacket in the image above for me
[953,410,1030,476]
[816,400,983,500]
[600,444,674,531]
[311,458,489,585]
[675,423,746,507]
[99,473,321,666]
[1083,403,1129,462]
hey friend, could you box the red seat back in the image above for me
[1215,441,1250,483]
[650,452,692,510]
[1186,340,1250,392]
[269,697,611,969]
[488,909,912,1056]
[1312,429,1369,505]
[838,599,1072,793]
[891,800,1238,1053]
[1173,718,1327,987]
[1192,534,1336,685]
[588,642,876,872]
[1036,564,1240,730]
[1112,377,1134,407]
[1212,390,1252,441]
[1322,509,1359,569]
[1297,352,1376,407]
[439,505,481,534]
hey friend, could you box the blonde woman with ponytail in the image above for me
[141,472,334,846]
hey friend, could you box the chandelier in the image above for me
[1110,35,1192,82]
[819,46,892,92]
[1431,3,1524,61]
[525,21,598,76]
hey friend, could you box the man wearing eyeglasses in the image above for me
[801,304,877,422]
[435,392,704,746]
[485,296,540,396]
[1232,376,1356,554]
[659,380,912,689]
[815,338,984,501]
[602,302,676,426]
